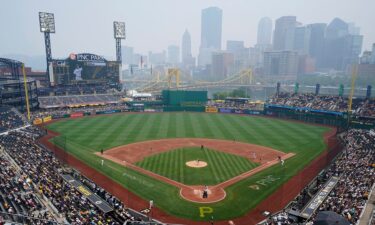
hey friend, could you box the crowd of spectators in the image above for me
[29,103,129,121]
[267,93,375,117]
[0,127,160,225]
[356,99,375,117]
[38,94,122,108]
[0,106,26,133]
[313,129,375,223]
[206,98,264,111]
[265,129,375,225]
[0,150,55,224]
[37,84,111,97]
[268,93,349,112]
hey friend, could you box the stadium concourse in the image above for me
[0,93,374,225]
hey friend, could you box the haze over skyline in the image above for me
[1,0,374,60]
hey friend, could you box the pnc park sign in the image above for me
[70,53,107,63]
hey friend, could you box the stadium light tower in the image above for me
[113,21,126,63]
[39,12,55,84]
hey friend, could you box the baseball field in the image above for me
[45,112,330,222]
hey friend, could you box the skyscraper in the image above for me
[167,45,180,65]
[198,7,223,66]
[148,51,166,65]
[257,17,273,46]
[226,40,249,73]
[325,18,348,39]
[293,26,311,55]
[263,51,298,79]
[273,16,297,50]
[226,40,245,53]
[182,30,191,61]
[200,7,222,49]
[323,18,363,71]
[121,46,134,65]
[307,23,327,68]
[181,30,195,68]
[211,51,234,81]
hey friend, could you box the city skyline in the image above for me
[1,0,374,62]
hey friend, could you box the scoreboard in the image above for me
[52,53,120,85]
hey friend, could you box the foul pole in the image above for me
[22,64,31,121]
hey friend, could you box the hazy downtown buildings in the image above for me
[273,16,297,51]
[167,45,180,65]
[148,51,166,65]
[358,44,375,81]
[254,17,273,68]
[181,30,192,62]
[211,51,234,81]
[198,7,223,66]
[307,23,327,69]
[323,18,363,71]
[257,17,273,46]
[121,46,134,65]
[226,40,250,73]
[293,26,311,55]
[263,51,298,79]
[200,7,223,50]
[360,51,373,64]
[181,30,195,68]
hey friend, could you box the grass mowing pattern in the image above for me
[136,147,259,185]
[47,112,330,221]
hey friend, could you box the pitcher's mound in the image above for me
[186,160,207,168]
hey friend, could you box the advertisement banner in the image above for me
[42,116,52,123]
[219,108,233,113]
[70,112,84,118]
[205,106,218,113]
[234,109,244,114]
[96,110,121,115]
[52,115,63,119]
[33,118,43,125]
[244,110,262,115]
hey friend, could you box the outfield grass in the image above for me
[136,147,259,185]
[47,112,330,221]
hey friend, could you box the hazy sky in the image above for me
[1,0,374,60]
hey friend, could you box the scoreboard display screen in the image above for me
[65,53,119,84]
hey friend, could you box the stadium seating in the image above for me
[268,93,375,117]
[38,94,121,108]
[0,106,26,133]
[266,129,375,225]
[0,127,161,225]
